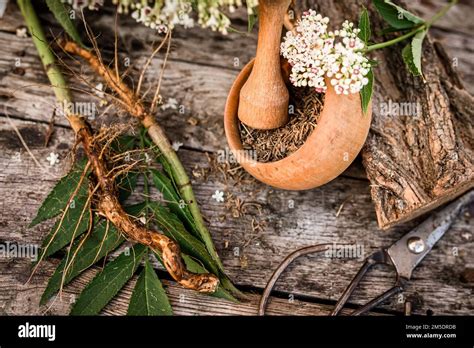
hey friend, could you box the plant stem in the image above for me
[17,0,70,104]
[139,128,150,228]
[365,25,423,52]
[144,121,225,271]
[17,0,83,134]
[425,0,457,27]
[365,0,457,53]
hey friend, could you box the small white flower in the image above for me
[212,190,225,203]
[16,27,27,38]
[161,97,178,110]
[94,83,104,98]
[281,10,370,95]
[172,141,183,151]
[139,215,147,224]
[144,152,152,164]
[46,152,60,166]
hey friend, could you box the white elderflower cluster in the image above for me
[129,1,195,33]
[281,10,370,95]
[64,0,258,34]
[63,0,104,10]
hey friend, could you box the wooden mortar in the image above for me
[237,0,291,130]
[225,60,372,190]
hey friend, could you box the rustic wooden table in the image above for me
[0,1,472,316]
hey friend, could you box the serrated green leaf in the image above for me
[127,258,173,316]
[402,30,427,76]
[358,8,371,44]
[70,244,146,315]
[45,0,85,47]
[148,202,219,275]
[30,159,88,227]
[40,184,91,258]
[150,169,199,239]
[360,68,374,115]
[372,0,424,29]
[40,219,124,305]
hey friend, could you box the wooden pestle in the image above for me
[238,0,291,130]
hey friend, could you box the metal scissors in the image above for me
[258,190,474,316]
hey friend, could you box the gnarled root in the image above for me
[61,39,226,274]
[74,125,219,293]
[98,194,219,292]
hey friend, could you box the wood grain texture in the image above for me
[0,1,473,316]
[1,258,373,316]
[0,118,472,315]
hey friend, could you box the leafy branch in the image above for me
[357,0,457,112]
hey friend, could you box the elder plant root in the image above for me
[18,0,218,293]
[60,40,225,273]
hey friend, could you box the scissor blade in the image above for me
[387,190,474,280]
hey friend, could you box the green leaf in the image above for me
[153,251,237,302]
[248,10,258,33]
[150,169,199,239]
[402,30,427,76]
[182,255,238,302]
[127,258,173,315]
[148,202,219,275]
[358,7,371,44]
[40,219,124,305]
[40,183,91,258]
[372,0,424,29]
[70,244,146,315]
[117,171,139,203]
[30,159,88,227]
[45,0,85,47]
[360,68,374,115]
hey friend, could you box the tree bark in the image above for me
[296,0,473,229]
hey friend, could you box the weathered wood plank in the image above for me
[0,31,241,153]
[0,2,257,71]
[1,118,472,315]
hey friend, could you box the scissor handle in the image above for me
[258,243,333,315]
[331,250,405,316]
